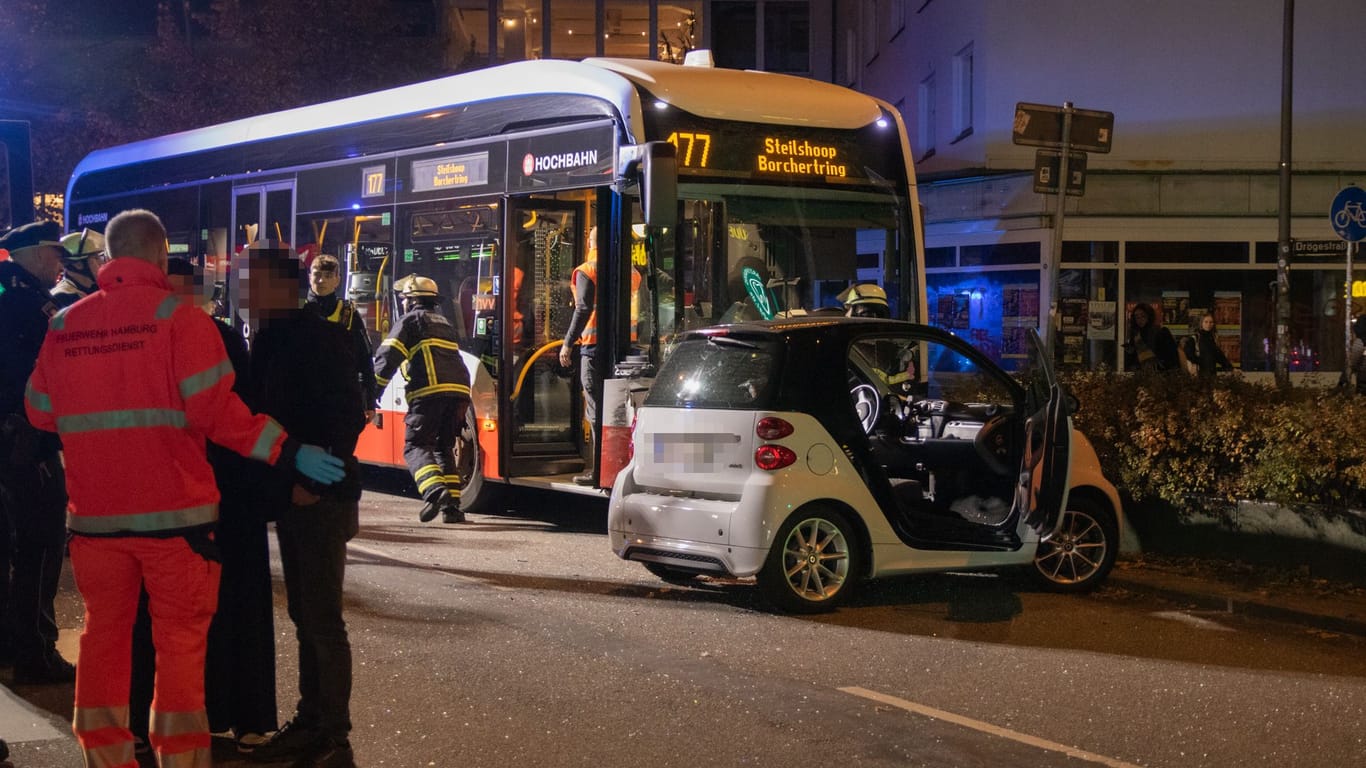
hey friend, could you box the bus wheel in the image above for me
[457,406,500,516]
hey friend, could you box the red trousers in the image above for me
[70,535,220,768]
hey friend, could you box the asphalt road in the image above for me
[5,480,1365,767]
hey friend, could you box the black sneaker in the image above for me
[12,652,75,684]
[248,720,325,763]
[418,490,449,523]
[302,740,356,768]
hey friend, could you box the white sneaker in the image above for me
[235,731,274,754]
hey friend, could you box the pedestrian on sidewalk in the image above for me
[1179,313,1234,380]
[24,210,345,768]
[1124,302,1179,373]
[233,243,367,768]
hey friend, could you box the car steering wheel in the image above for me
[973,414,1013,475]
[851,383,880,434]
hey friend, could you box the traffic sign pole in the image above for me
[1347,240,1356,372]
[1044,104,1073,361]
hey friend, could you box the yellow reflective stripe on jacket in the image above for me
[56,408,186,434]
[249,419,285,462]
[378,337,410,358]
[179,359,232,399]
[68,503,218,534]
[24,380,51,414]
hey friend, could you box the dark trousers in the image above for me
[403,397,467,503]
[0,456,67,666]
[578,346,601,465]
[275,495,358,742]
[205,504,277,735]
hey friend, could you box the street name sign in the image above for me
[1013,102,1114,153]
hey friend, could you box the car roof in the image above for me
[686,317,972,347]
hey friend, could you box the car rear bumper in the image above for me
[608,491,768,577]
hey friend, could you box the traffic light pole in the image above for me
[1044,103,1073,361]
[1275,0,1294,388]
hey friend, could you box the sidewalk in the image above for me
[1107,554,1366,638]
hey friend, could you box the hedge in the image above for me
[1063,371,1366,513]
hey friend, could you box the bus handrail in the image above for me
[512,340,566,401]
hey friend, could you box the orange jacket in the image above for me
[25,257,294,535]
[570,261,641,346]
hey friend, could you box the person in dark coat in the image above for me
[235,243,366,768]
[306,253,379,421]
[0,220,75,684]
[1123,302,1179,373]
[1180,313,1235,379]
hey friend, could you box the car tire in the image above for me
[1031,496,1118,593]
[457,406,501,516]
[643,562,703,584]
[757,505,862,613]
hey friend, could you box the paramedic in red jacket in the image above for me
[24,209,345,768]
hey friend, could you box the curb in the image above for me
[1107,576,1366,639]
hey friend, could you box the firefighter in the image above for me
[51,227,107,308]
[838,282,891,318]
[306,253,379,421]
[373,275,472,524]
[24,209,345,768]
[0,220,73,685]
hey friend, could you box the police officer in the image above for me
[838,282,891,319]
[0,220,74,685]
[306,253,378,420]
[374,275,471,524]
[51,227,107,308]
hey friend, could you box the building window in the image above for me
[863,0,880,64]
[843,27,859,86]
[712,2,758,69]
[917,73,936,160]
[951,43,974,142]
[764,2,809,74]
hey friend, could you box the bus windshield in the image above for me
[660,182,912,339]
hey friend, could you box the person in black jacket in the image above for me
[0,220,75,684]
[1123,302,1180,373]
[235,244,366,768]
[374,275,472,525]
[1180,313,1234,379]
[306,253,378,421]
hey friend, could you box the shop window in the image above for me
[713,2,757,70]
[1055,268,1119,371]
[925,246,955,268]
[1126,241,1248,264]
[927,269,1040,372]
[960,241,1039,267]
[1062,241,1118,264]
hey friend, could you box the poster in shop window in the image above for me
[1161,290,1190,334]
[1087,300,1116,341]
[1213,291,1242,367]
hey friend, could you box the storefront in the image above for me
[921,171,1362,379]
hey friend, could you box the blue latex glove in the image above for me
[294,444,346,484]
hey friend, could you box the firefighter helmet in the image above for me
[837,283,890,318]
[60,229,106,262]
[397,274,440,298]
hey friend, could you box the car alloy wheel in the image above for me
[758,506,861,613]
[1032,498,1117,592]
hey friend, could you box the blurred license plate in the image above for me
[652,433,740,473]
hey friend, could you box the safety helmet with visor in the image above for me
[837,282,890,319]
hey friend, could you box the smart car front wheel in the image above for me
[757,506,862,613]
[1031,497,1118,592]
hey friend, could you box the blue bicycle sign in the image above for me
[1332,185,1366,242]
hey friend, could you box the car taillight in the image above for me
[754,444,796,471]
[755,417,794,440]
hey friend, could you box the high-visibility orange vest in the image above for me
[572,261,641,346]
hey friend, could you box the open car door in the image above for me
[1016,329,1073,538]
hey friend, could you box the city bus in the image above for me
[65,55,925,514]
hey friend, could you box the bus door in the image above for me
[501,196,587,477]
[232,181,295,250]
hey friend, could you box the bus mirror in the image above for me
[619,142,677,230]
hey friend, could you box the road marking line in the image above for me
[839,686,1142,768]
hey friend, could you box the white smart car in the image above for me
[609,318,1124,613]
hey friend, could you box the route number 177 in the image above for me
[666,131,712,168]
